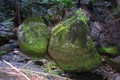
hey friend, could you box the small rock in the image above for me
[2,50,29,62]
[8,39,17,43]
[116,76,120,80]
[93,1,111,7]
[0,43,19,52]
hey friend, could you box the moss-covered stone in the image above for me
[17,17,48,57]
[48,9,101,72]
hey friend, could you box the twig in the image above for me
[22,60,32,69]
[23,69,70,80]
[3,60,30,80]
[0,66,70,80]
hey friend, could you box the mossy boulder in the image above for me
[48,9,101,72]
[17,17,48,57]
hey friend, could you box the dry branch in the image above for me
[3,60,30,80]
[1,60,71,80]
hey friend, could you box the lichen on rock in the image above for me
[17,17,48,57]
[48,9,101,72]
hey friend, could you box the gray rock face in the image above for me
[0,43,19,52]
[110,20,120,51]
[90,22,119,56]
[0,22,15,46]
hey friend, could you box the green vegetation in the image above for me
[42,61,63,75]
[98,46,119,56]
[0,50,6,55]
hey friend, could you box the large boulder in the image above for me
[17,17,48,57]
[48,9,101,72]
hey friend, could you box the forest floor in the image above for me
[0,2,120,79]
[0,22,119,80]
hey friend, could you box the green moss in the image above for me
[0,50,6,55]
[103,47,119,54]
[18,17,48,57]
[98,46,119,56]
[23,17,44,23]
[51,38,101,72]
[49,9,101,72]
[42,61,63,75]
[52,9,88,35]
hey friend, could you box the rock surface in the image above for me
[49,9,101,72]
[0,42,19,52]
[90,22,119,56]
[0,22,15,46]
[106,56,120,72]
[17,17,48,57]
[110,19,120,53]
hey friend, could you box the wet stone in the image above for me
[0,43,19,52]
[1,50,29,62]
[0,22,16,46]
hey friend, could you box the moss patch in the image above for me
[98,46,119,56]
[42,61,63,75]
[0,50,6,56]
